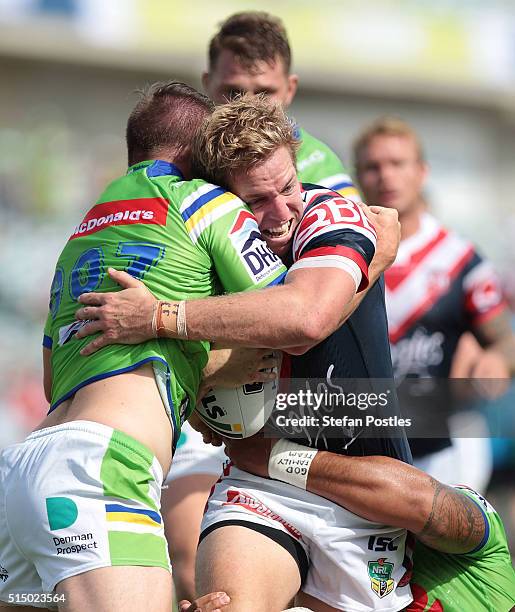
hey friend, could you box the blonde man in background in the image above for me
[353,116,515,491]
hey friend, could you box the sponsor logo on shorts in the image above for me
[0,564,8,582]
[52,532,99,556]
[46,497,78,530]
[70,197,169,240]
[229,210,283,284]
[368,558,395,599]
[223,489,302,540]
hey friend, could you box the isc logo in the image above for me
[230,211,283,283]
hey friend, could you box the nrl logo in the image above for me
[368,558,394,599]
[0,564,8,582]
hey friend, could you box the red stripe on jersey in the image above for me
[294,198,375,261]
[230,209,255,234]
[389,247,474,343]
[385,228,448,292]
[298,245,369,287]
[70,197,169,240]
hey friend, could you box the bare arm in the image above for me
[75,265,357,355]
[472,311,515,375]
[306,452,485,554]
[224,437,486,554]
[172,266,356,346]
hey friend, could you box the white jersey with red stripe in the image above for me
[385,213,506,461]
[385,213,506,380]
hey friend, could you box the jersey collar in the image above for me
[126,159,184,180]
[396,213,440,264]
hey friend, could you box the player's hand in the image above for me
[202,346,280,389]
[224,434,276,477]
[188,410,224,446]
[179,592,230,612]
[362,205,400,274]
[451,334,510,399]
[74,268,157,355]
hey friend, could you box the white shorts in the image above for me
[201,465,413,612]
[0,421,171,607]
[165,422,225,484]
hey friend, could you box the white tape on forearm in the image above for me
[176,300,188,339]
[268,439,318,490]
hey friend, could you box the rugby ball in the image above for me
[195,378,278,438]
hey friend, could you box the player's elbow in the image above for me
[286,344,316,355]
[284,286,342,346]
[297,309,339,346]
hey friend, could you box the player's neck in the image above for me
[399,203,424,241]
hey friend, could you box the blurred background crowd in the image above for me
[1,0,514,549]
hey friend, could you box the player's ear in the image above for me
[284,73,298,106]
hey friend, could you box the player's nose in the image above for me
[271,195,292,220]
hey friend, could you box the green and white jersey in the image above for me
[408,486,515,611]
[43,160,286,442]
[294,125,360,202]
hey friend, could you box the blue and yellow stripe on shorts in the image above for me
[105,503,162,528]
[100,429,170,569]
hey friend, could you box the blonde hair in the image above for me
[191,94,299,187]
[353,116,425,170]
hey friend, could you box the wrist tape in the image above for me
[268,439,318,490]
[152,300,188,339]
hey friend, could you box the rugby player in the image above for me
[202,12,359,198]
[165,12,362,600]
[353,117,515,491]
[75,96,413,611]
[223,435,515,612]
[0,82,291,612]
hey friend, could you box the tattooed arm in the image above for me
[224,437,486,554]
[305,453,486,553]
[415,479,485,553]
